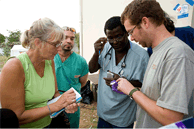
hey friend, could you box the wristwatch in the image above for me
[129,88,140,100]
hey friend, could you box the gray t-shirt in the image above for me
[97,41,149,127]
[136,37,194,128]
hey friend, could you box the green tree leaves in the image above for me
[1,30,21,57]
[75,33,80,53]
[0,33,5,44]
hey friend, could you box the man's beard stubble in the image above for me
[61,43,74,53]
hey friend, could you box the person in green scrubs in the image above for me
[54,26,89,128]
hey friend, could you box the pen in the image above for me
[99,41,103,54]
[58,90,66,93]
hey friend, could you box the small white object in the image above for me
[47,87,82,118]
[110,81,116,86]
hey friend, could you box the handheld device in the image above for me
[107,71,114,78]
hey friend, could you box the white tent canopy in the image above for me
[10,45,28,57]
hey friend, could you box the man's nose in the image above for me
[130,35,135,41]
[112,39,118,44]
[66,38,72,43]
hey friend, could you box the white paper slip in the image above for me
[70,87,82,102]
[47,87,82,118]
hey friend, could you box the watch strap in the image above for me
[129,88,139,99]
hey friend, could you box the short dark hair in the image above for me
[164,12,175,33]
[104,16,127,35]
[121,0,165,27]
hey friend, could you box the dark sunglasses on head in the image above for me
[62,26,76,34]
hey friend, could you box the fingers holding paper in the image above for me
[62,89,77,105]
[54,89,77,112]
[65,103,80,113]
[116,78,135,95]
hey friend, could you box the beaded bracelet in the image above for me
[47,104,52,116]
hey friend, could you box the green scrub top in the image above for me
[54,52,89,94]
[54,52,88,128]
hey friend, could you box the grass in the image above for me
[79,82,98,128]
[79,101,98,128]
[0,55,8,69]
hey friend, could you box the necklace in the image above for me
[62,56,68,62]
[61,51,72,62]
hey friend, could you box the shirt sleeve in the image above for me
[80,57,89,77]
[156,57,194,114]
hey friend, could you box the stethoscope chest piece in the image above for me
[121,62,126,68]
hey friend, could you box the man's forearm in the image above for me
[133,91,184,125]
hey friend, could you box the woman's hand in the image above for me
[65,103,80,113]
[54,89,76,112]
[116,78,135,95]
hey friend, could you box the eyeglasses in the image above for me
[62,26,76,34]
[107,34,125,43]
[128,25,137,36]
[42,40,62,47]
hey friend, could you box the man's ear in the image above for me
[141,17,149,29]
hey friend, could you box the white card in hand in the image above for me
[47,87,82,118]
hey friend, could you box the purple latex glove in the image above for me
[110,80,124,94]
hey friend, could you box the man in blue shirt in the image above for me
[89,16,149,128]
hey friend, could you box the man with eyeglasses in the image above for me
[54,26,89,128]
[117,0,194,128]
[89,16,149,128]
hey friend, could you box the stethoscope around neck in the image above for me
[102,43,130,75]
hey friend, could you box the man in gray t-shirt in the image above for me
[136,37,194,128]
[117,0,194,128]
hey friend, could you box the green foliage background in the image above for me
[75,33,80,54]
[0,30,21,57]
[0,34,5,44]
